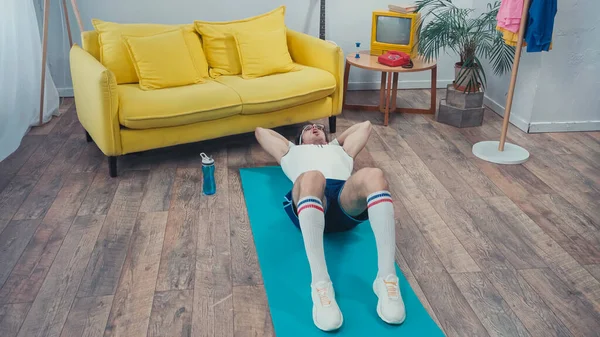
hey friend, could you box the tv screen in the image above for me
[376,16,412,45]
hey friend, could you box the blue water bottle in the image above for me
[200,152,216,195]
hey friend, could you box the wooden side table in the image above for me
[342,51,437,126]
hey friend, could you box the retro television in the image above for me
[370,10,421,58]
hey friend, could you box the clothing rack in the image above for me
[472,0,532,164]
[498,0,531,150]
[39,0,83,125]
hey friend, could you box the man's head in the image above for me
[296,124,328,145]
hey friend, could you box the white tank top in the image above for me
[280,139,354,183]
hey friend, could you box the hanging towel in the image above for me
[496,0,524,33]
[525,0,557,52]
[497,26,523,47]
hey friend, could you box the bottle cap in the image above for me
[200,152,214,165]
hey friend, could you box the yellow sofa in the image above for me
[70,28,344,177]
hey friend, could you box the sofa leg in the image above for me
[329,116,337,133]
[85,131,92,143]
[108,156,117,178]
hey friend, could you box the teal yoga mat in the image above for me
[240,166,444,337]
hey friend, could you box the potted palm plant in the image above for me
[415,0,515,93]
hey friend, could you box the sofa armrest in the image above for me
[70,44,122,156]
[287,30,344,116]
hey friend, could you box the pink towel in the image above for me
[496,0,524,33]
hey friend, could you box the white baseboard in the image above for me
[483,95,530,132]
[347,80,452,91]
[528,121,600,133]
[58,87,74,97]
[484,95,600,133]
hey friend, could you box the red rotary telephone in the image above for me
[378,51,411,67]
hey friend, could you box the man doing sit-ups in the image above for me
[254,121,405,331]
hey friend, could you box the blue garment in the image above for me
[283,179,368,233]
[525,0,557,52]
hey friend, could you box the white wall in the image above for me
[42,0,474,95]
[475,0,600,132]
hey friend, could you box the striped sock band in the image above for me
[297,197,324,214]
[367,191,393,208]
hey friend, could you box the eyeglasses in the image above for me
[302,124,325,132]
[299,124,326,145]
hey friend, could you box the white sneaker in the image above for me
[373,274,406,324]
[310,281,343,331]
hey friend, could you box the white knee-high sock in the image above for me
[297,196,330,284]
[367,191,397,278]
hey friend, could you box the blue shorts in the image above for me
[282,179,369,233]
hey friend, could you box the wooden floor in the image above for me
[1,91,599,337]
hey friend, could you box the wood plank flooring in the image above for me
[1,93,599,337]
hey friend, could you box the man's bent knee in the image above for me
[357,167,389,193]
[300,170,327,183]
[294,171,326,200]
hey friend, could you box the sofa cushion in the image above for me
[234,28,296,79]
[215,65,336,115]
[194,6,286,78]
[118,81,242,129]
[123,29,204,90]
[92,20,209,84]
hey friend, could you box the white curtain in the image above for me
[0,0,60,161]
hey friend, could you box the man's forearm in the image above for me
[339,121,372,157]
[257,127,289,144]
[335,121,369,145]
[269,128,290,144]
[334,123,361,145]
[254,127,290,163]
